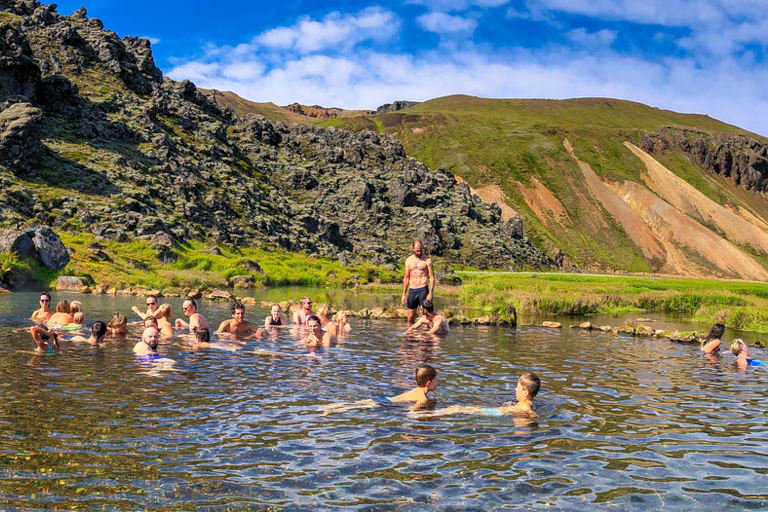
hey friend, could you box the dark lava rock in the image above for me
[209,246,223,255]
[242,259,265,275]
[0,224,70,270]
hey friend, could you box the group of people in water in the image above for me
[699,322,764,369]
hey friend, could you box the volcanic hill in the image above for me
[0,0,552,284]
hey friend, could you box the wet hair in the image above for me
[705,323,725,342]
[40,292,51,301]
[193,327,210,343]
[306,314,321,326]
[519,372,541,398]
[420,300,434,314]
[146,294,158,304]
[70,301,83,314]
[73,312,85,324]
[158,303,173,319]
[56,300,71,314]
[144,316,158,328]
[415,363,437,387]
[231,301,245,315]
[91,321,107,338]
[730,338,746,356]
[108,312,127,328]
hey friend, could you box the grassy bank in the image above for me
[451,271,768,333]
[7,233,401,291]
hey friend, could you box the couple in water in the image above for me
[700,323,764,369]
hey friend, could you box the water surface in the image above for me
[1,292,766,510]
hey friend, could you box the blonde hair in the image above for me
[158,303,172,319]
[70,301,82,314]
[730,338,746,356]
[108,312,127,328]
[333,310,347,323]
[56,300,71,313]
[73,312,85,324]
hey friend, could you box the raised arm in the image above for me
[131,306,147,320]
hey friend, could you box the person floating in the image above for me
[293,296,315,326]
[132,295,163,321]
[407,300,450,334]
[425,372,541,418]
[402,240,435,326]
[175,299,208,330]
[700,323,725,354]
[217,301,263,337]
[320,363,438,415]
[30,292,53,323]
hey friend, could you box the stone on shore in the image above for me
[542,321,561,328]
[56,275,90,291]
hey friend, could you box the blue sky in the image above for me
[53,0,768,135]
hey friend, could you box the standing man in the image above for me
[401,240,435,326]
[175,298,209,330]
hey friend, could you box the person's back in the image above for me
[701,323,725,354]
[390,364,438,403]
[48,300,73,326]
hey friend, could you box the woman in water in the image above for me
[730,338,764,369]
[700,323,725,354]
[156,303,175,338]
[107,313,128,336]
[48,300,73,326]
[264,304,287,327]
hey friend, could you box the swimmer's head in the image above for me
[415,363,437,388]
[300,296,312,309]
[193,327,210,343]
[145,295,158,309]
[518,372,541,400]
[144,316,158,328]
[420,300,434,314]
[109,312,127,328]
[705,323,725,342]
[270,304,281,316]
[730,338,747,356]
[158,303,172,319]
[70,301,82,314]
[142,327,159,350]
[56,300,71,313]
[92,320,107,339]
[73,311,85,324]
[39,292,51,304]
[183,299,197,314]
[306,315,322,332]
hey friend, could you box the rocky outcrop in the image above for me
[0,224,70,269]
[376,101,420,114]
[0,0,554,270]
[641,127,768,193]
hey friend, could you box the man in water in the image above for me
[293,296,315,325]
[424,372,541,418]
[134,326,160,355]
[301,314,336,347]
[401,240,435,325]
[132,295,163,320]
[175,298,209,330]
[217,301,263,337]
[30,292,53,323]
[407,300,450,334]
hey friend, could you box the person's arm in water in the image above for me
[216,320,231,333]
[407,316,428,332]
[426,257,435,302]
[175,317,189,329]
[30,325,59,351]
[427,315,449,334]
[401,258,411,306]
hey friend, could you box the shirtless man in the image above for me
[293,296,315,326]
[217,301,262,337]
[301,314,337,347]
[132,295,163,321]
[407,300,450,334]
[175,299,209,330]
[31,292,53,323]
[401,240,435,325]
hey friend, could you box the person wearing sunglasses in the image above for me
[31,292,54,323]
[131,295,163,321]
[174,299,209,331]
[293,296,316,326]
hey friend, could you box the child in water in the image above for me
[320,363,438,414]
[730,338,764,369]
[423,372,541,418]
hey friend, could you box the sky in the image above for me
[52,0,768,136]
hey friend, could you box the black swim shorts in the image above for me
[407,286,429,310]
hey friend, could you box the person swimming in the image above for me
[730,338,764,369]
[30,292,53,323]
[701,323,725,354]
[107,313,128,336]
[265,303,287,327]
[48,300,73,326]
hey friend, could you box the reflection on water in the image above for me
[1,292,767,510]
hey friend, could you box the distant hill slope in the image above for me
[0,1,551,270]
[316,95,768,279]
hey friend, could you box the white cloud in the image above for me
[140,36,161,45]
[567,28,617,47]
[418,12,478,33]
[407,0,509,11]
[255,7,399,54]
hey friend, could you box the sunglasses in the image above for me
[146,302,156,306]
[182,306,191,311]
[40,299,50,303]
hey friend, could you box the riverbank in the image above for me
[447,271,768,335]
